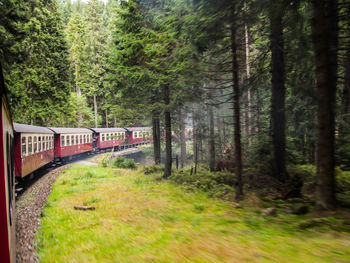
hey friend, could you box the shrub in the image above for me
[143,165,164,174]
[113,156,137,169]
[113,156,125,167]
[169,168,235,199]
[122,159,136,169]
[98,154,110,167]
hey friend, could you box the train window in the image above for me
[46,136,48,149]
[22,137,27,156]
[71,135,74,145]
[89,134,92,142]
[48,137,51,149]
[43,137,46,151]
[80,135,82,144]
[61,135,65,147]
[38,136,42,152]
[66,135,70,146]
[34,136,37,153]
[102,134,105,141]
[75,135,78,144]
[28,136,32,155]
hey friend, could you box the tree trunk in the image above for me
[256,86,261,135]
[93,95,98,128]
[198,131,203,162]
[206,109,211,162]
[105,109,108,128]
[245,21,252,146]
[222,116,226,149]
[179,108,187,168]
[114,114,117,127]
[75,65,82,126]
[312,0,338,210]
[340,34,350,136]
[209,105,215,171]
[75,65,81,96]
[163,85,172,178]
[217,116,223,157]
[231,7,243,201]
[152,115,161,165]
[192,105,197,164]
[269,2,288,182]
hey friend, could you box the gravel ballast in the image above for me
[16,165,69,263]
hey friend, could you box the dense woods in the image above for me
[1,0,350,210]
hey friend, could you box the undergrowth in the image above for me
[36,164,350,263]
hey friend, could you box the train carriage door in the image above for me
[92,133,97,149]
[6,132,14,226]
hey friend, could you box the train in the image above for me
[2,123,153,263]
[14,124,153,179]
[1,65,16,262]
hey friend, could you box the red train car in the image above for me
[49,127,93,160]
[126,127,153,145]
[0,65,15,263]
[13,123,55,178]
[89,127,127,150]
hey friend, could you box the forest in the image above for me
[1,0,350,212]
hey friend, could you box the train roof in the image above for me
[49,127,93,134]
[89,127,127,133]
[126,127,152,131]
[13,123,54,134]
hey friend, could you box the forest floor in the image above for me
[36,164,350,263]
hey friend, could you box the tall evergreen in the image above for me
[3,0,71,126]
[312,0,338,210]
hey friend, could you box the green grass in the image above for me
[37,165,350,263]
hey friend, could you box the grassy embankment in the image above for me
[37,163,350,262]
